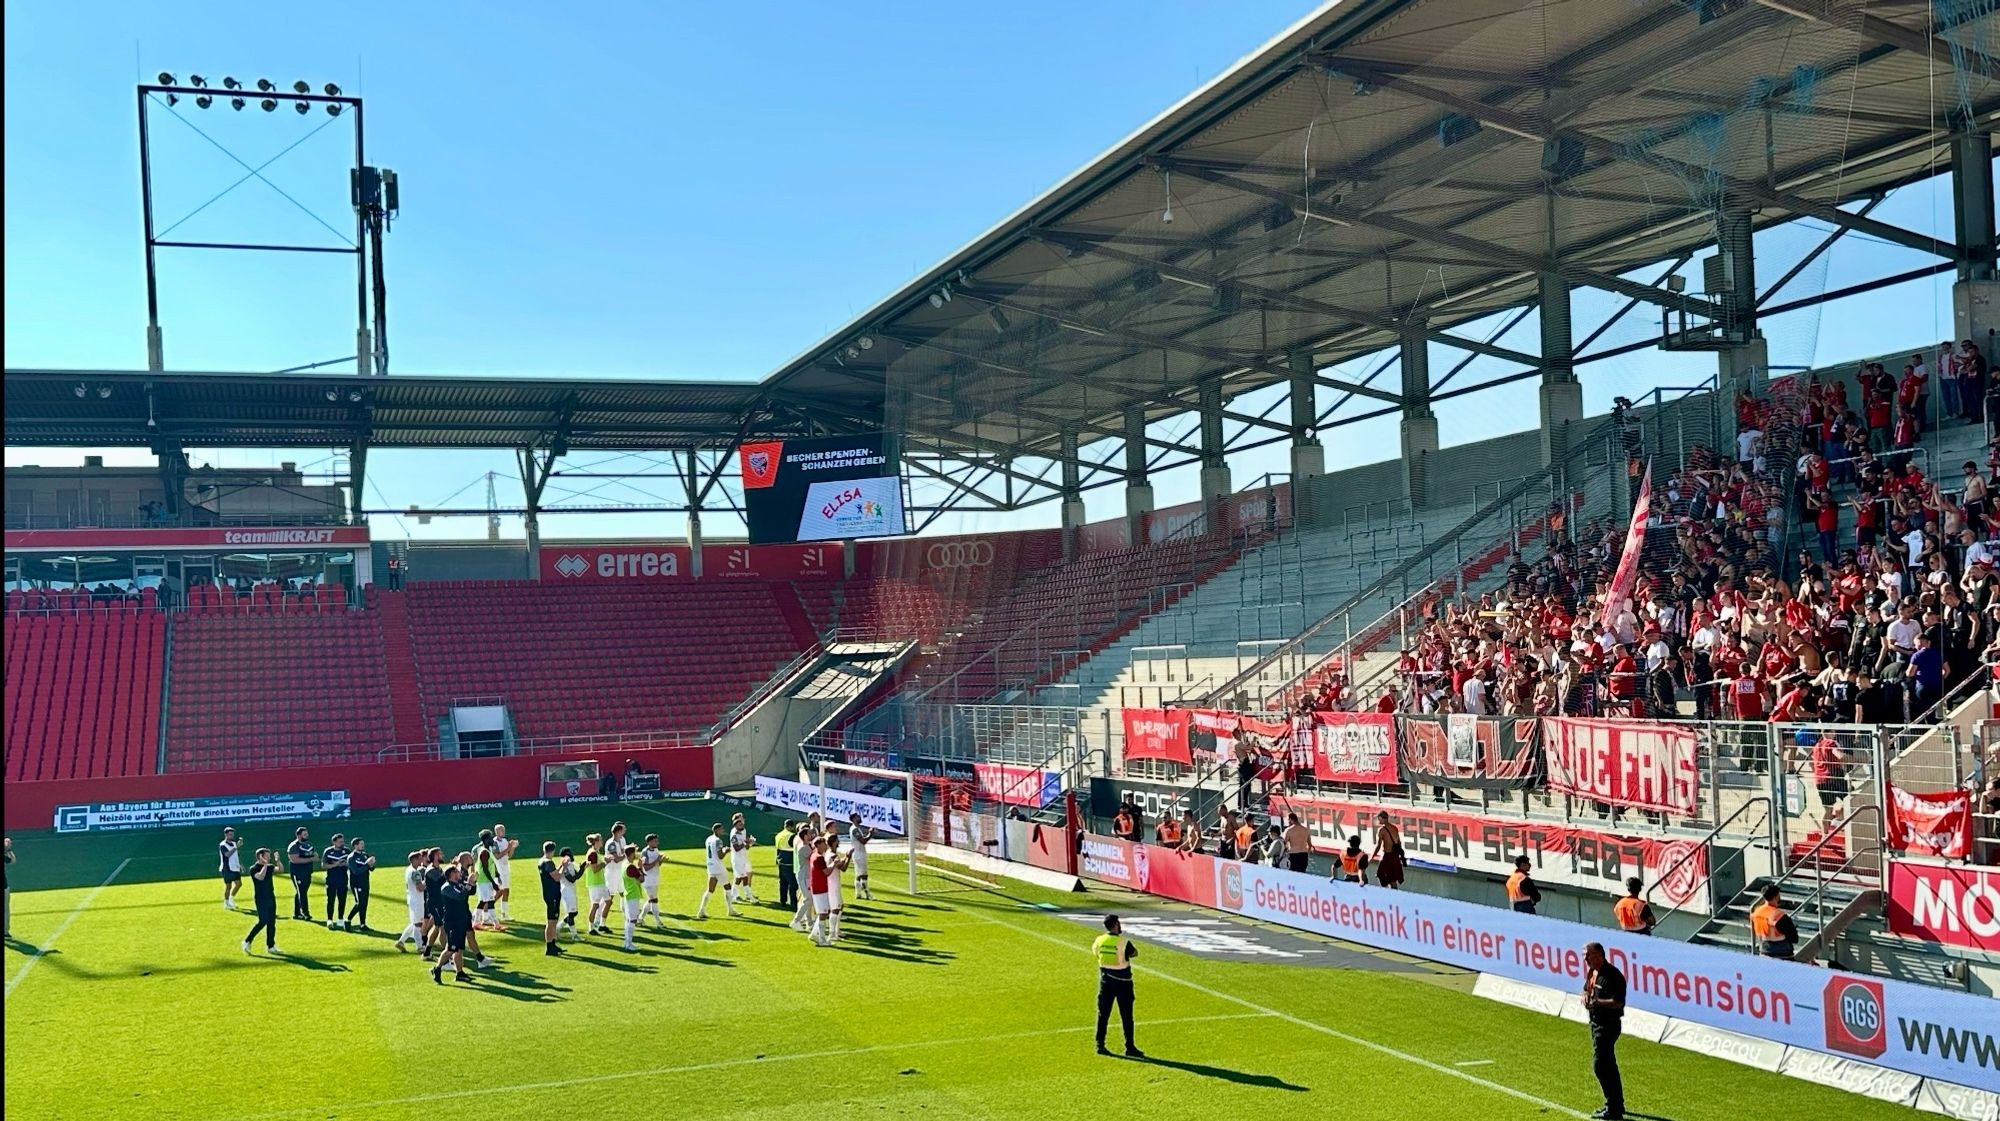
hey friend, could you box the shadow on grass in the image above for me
[1121,1054,1306,1091]
[565,953,660,975]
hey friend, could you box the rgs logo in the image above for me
[1219,862,1244,910]
[1822,977,1886,1059]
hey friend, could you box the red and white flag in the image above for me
[1606,461,1652,612]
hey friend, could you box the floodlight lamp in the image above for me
[845,346,862,361]
[260,98,277,112]
[857,335,874,350]
[223,76,242,90]
[73,383,88,398]
[189,75,206,88]
[292,80,310,94]
[97,385,113,399]
[195,95,213,109]
[324,389,339,402]
[294,100,310,115]
[231,98,246,111]
[256,78,275,92]
[346,390,364,403]
[157,72,175,86]
[928,292,944,309]
[1161,204,1174,225]
[325,103,342,117]
[165,93,179,107]
[323,83,341,96]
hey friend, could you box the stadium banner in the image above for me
[1087,775,1227,830]
[752,774,905,834]
[1267,791,1713,910]
[701,542,841,581]
[1883,785,1974,859]
[854,529,1063,582]
[1543,717,1700,816]
[1144,500,1205,543]
[1885,860,2000,953]
[1078,833,1218,907]
[539,544,691,582]
[1007,818,1076,875]
[739,432,907,545]
[972,763,1061,808]
[1311,712,1400,784]
[1218,483,1290,535]
[387,794,618,815]
[539,760,602,799]
[1121,707,1192,765]
[1399,714,1543,791]
[4,526,371,551]
[1188,709,1236,763]
[54,790,351,833]
[1075,515,1130,556]
[1221,860,2000,1090]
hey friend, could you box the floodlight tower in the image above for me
[136,73,398,374]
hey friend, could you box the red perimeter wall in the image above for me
[2,745,713,832]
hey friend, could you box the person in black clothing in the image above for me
[241,849,282,955]
[537,841,564,957]
[1583,942,1627,1120]
[286,828,316,921]
[322,834,350,930]
[1093,914,1143,1058]
[344,838,375,930]
[420,847,447,961]
[432,863,475,983]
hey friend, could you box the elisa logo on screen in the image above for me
[1219,863,1244,911]
[740,442,783,489]
[1823,976,1887,1059]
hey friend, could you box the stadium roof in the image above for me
[1,369,823,452]
[7,0,1996,484]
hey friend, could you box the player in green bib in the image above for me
[582,839,611,935]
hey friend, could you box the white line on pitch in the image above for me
[972,911,1590,1119]
[218,1012,1272,1121]
[5,857,130,998]
[1456,1059,1496,1067]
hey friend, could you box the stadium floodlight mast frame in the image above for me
[816,760,922,897]
[135,73,396,377]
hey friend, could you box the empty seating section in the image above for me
[915,536,1239,698]
[793,580,972,645]
[184,581,353,613]
[4,609,164,781]
[166,611,396,771]
[403,581,805,741]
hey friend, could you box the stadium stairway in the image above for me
[372,588,430,745]
[1690,874,1878,961]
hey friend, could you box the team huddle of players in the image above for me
[216,809,880,977]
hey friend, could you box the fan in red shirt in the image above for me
[1757,639,1792,680]
[1730,670,1766,720]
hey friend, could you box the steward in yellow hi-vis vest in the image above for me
[1091,915,1144,1058]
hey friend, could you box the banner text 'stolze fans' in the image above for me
[738,433,907,544]
[1543,717,1699,817]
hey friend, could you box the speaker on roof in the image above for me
[1542,137,1586,180]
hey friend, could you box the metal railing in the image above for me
[707,642,825,739]
[1647,796,1771,920]
[1779,804,1885,958]
[367,727,706,765]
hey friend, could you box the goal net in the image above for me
[816,762,998,895]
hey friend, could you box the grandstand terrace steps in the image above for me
[164,609,397,772]
[3,609,164,782]
[402,580,808,742]
[1046,501,1482,710]
[373,590,428,746]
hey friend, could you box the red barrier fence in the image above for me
[2,745,713,832]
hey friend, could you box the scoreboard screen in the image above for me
[738,433,907,544]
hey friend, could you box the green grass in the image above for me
[3,799,1920,1121]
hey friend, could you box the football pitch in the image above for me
[3,798,1919,1121]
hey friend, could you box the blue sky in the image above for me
[3,1,1981,541]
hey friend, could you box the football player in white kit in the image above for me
[846,812,876,901]
[490,823,519,924]
[790,825,815,932]
[393,850,427,952]
[695,822,741,919]
[604,821,631,915]
[728,813,758,903]
[638,833,667,929]
[583,833,611,934]
[619,850,645,951]
[821,822,848,941]
[556,846,583,940]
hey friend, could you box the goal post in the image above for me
[815,760,920,896]
[816,761,999,895]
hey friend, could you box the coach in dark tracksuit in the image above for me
[1092,915,1144,1058]
[344,840,375,929]
[242,850,281,953]
[774,821,799,909]
[286,829,316,920]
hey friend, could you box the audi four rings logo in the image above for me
[926,541,993,567]
[553,554,590,578]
